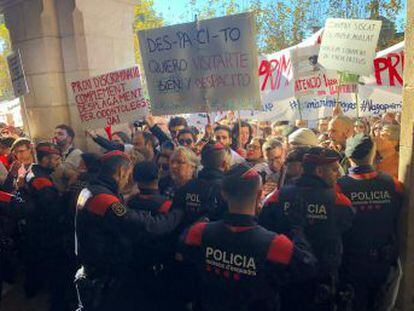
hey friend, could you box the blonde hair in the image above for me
[382,124,400,141]
[171,146,200,168]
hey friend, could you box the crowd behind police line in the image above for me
[0,110,403,311]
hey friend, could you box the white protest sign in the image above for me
[290,45,335,98]
[7,50,29,97]
[318,18,382,75]
[255,31,402,122]
[70,66,149,129]
[138,13,261,115]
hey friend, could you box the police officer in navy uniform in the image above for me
[172,142,231,228]
[75,151,184,311]
[260,147,355,311]
[127,161,174,311]
[336,134,404,311]
[23,142,69,310]
[177,164,317,311]
[167,143,232,309]
[128,161,172,215]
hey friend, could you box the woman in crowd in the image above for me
[231,121,253,156]
[159,146,199,199]
[246,137,267,174]
[375,123,400,178]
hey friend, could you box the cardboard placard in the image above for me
[138,12,261,115]
[319,18,382,75]
[70,66,149,129]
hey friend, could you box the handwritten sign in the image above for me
[70,66,149,129]
[256,31,402,122]
[319,18,382,75]
[138,13,260,115]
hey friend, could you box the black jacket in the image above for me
[75,175,183,277]
[260,174,355,277]
[172,168,228,228]
[337,165,404,271]
[178,213,317,311]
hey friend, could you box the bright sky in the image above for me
[152,0,407,31]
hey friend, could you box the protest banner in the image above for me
[255,31,403,122]
[70,66,149,129]
[318,18,382,75]
[290,45,332,98]
[138,13,261,115]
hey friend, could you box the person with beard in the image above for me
[131,130,158,162]
[53,124,83,192]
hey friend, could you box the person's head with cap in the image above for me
[201,142,231,172]
[285,146,310,179]
[100,150,132,191]
[221,164,262,215]
[133,161,159,190]
[346,134,376,167]
[36,142,61,171]
[288,128,318,148]
[302,147,341,187]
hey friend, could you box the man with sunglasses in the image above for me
[260,147,354,311]
[177,128,197,150]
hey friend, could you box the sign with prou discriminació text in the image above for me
[70,66,149,129]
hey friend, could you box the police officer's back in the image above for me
[177,164,317,311]
[127,161,174,310]
[75,151,184,311]
[336,134,404,311]
[260,147,354,310]
[23,143,67,310]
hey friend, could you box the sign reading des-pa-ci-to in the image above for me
[138,12,261,115]
[70,66,149,129]
[7,50,29,97]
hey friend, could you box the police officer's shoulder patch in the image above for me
[111,202,126,217]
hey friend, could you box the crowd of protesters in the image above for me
[0,110,404,311]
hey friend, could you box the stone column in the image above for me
[3,0,71,141]
[56,0,138,150]
[3,0,138,148]
[397,0,414,309]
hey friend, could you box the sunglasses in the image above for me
[179,138,193,146]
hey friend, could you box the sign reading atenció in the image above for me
[319,18,382,75]
[70,66,149,129]
[138,12,261,115]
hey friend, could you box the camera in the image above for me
[133,120,146,128]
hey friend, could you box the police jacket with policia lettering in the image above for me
[259,174,354,276]
[75,174,184,277]
[336,165,404,268]
[177,213,317,311]
[172,168,228,228]
[24,164,63,253]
